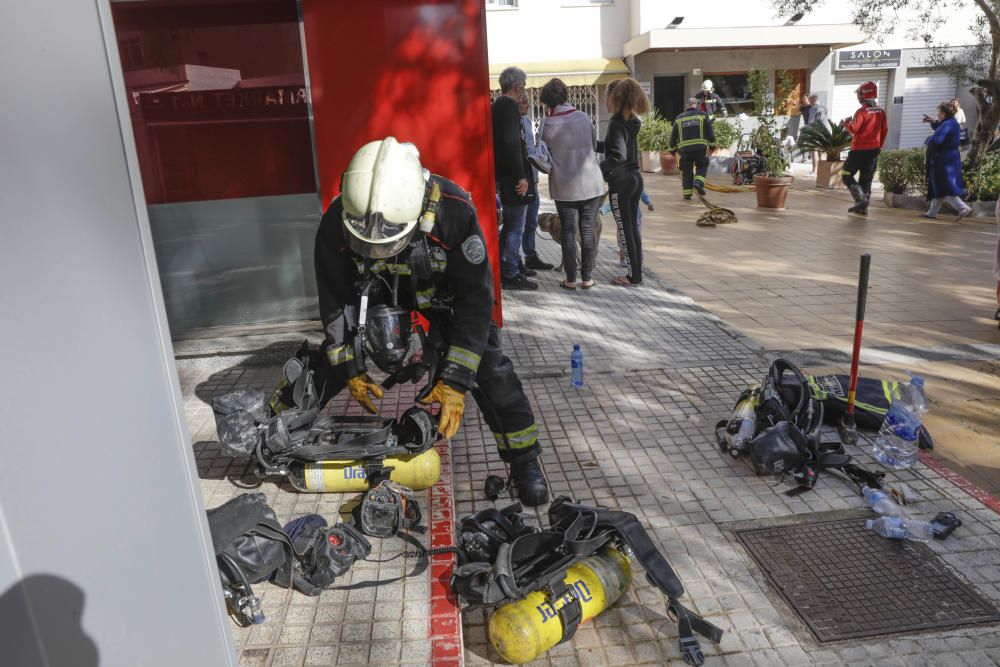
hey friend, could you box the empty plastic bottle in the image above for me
[862,487,906,517]
[571,344,584,388]
[866,516,935,542]
[872,374,927,470]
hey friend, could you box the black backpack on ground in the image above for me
[716,359,885,494]
[206,493,295,626]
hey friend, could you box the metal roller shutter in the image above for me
[832,71,889,124]
[900,70,957,148]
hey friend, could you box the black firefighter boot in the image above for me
[848,184,868,215]
[511,457,549,506]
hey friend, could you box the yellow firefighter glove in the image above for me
[418,380,466,439]
[347,373,384,414]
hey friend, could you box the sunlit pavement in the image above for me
[176,174,1000,665]
[636,168,1000,495]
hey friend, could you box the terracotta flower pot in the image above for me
[659,151,678,175]
[753,174,794,210]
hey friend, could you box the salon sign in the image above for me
[837,49,901,70]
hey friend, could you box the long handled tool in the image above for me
[838,254,871,445]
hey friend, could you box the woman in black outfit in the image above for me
[601,78,650,286]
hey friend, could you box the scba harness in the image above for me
[212,341,438,482]
[716,359,884,494]
[451,498,724,666]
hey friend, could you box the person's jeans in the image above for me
[499,200,528,279]
[555,196,601,283]
[926,196,971,217]
[522,196,540,259]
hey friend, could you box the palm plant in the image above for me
[637,109,673,152]
[795,121,852,161]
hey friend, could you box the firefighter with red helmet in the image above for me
[842,81,889,216]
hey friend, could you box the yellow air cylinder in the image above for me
[286,448,441,492]
[488,548,632,664]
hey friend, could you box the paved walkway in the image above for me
[636,170,1000,496]
[176,172,1000,666]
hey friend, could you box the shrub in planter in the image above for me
[637,109,674,173]
[795,121,852,189]
[964,151,1000,202]
[877,148,927,197]
[711,118,741,154]
[748,69,794,209]
[795,121,852,161]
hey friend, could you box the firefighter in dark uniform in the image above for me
[669,98,715,200]
[308,137,548,506]
[694,80,728,118]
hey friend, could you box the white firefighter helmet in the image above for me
[702,79,714,92]
[341,137,429,258]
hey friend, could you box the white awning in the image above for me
[625,24,866,57]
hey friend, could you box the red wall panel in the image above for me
[301,0,501,319]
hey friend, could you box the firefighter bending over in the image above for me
[306,137,549,506]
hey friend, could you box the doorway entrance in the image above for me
[654,75,685,122]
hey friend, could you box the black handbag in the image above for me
[206,493,294,626]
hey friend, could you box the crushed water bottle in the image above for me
[872,374,926,470]
[571,344,584,388]
[866,516,935,542]
[862,487,906,517]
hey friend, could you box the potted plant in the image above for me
[795,121,852,189]
[710,118,741,157]
[637,109,675,174]
[748,69,794,209]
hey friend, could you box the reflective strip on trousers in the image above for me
[493,423,539,450]
[326,344,354,366]
[446,345,481,372]
[415,287,435,310]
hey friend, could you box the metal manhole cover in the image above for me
[736,518,1000,642]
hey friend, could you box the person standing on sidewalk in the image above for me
[923,100,973,221]
[310,137,549,505]
[806,94,829,175]
[669,98,714,200]
[841,81,888,217]
[492,66,538,291]
[695,79,728,118]
[518,90,554,275]
[538,77,605,290]
[601,78,650,287]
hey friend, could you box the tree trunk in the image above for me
[968,82,1000,173]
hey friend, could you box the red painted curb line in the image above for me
[918,450,1000,516]
[429,439,463,667]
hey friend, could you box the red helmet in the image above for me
[856,81,878,100]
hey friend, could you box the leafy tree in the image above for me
[771,0,1000,171]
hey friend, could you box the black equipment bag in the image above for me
[206,493,295,626]
[274,518,372,596]
[213,340,440,475]
[451,498,723,666]
[716,360,885,494]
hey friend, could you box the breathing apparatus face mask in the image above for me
[362,304,412,374]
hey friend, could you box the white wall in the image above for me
[631,0,980,51]
[0,2,235,665]
[485,0,630,62]
[485,0,980,67]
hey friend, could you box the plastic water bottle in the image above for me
[862,487,905,517]
[866,516,935,542]
[872,374,927,470]
[571,344,584,388]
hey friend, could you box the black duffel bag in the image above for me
[206,493,294,626]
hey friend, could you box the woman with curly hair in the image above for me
[601,78,650,286]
